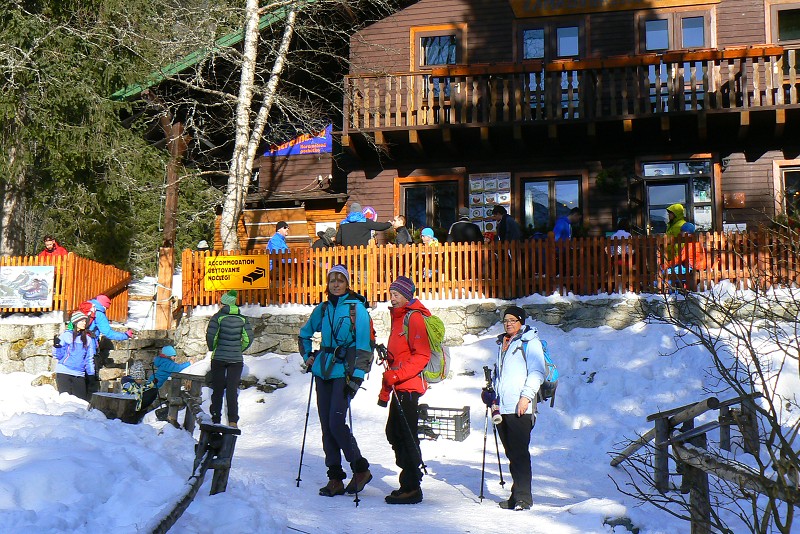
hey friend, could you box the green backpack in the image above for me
[403,310,450,384]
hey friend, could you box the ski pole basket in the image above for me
[417,404,470,442]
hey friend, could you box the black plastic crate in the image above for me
[417,404,470,442]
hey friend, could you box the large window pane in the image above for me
[643,163,676,176]
[778,9,800,41]
[403,182,458,231]
[645,19,669,51]
[784,169,800,215]
[554,180,580,218]
[421,35,456,66]
[523,28,545,59]
[404,187,428,230]
[556,26,579,57]
[524,182,550,231]
[432,183,458,229]
[682,17,705,48]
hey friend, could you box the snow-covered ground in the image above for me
[0,281,796,533]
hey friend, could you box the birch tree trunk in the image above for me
[219,1,299,251]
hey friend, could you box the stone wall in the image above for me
[0,297,672,372]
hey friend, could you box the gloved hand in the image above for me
[377,398,388,408]
[481,387,497,408]
[125,329,135,339]
[303,351,317,373]
[382,371,399,389]
[344,377,363,399]
[53,334,62,349]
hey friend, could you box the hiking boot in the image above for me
[498,499,516,510]
[228,422,238,429]
[344,469,372,494]
[514,501,532,511]
[385,487,423,505]
[319,479,345,497]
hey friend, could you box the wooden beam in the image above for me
[156,247,175,330]
[548,124,557,139]
[374,130,386,146]
[775,108,786,137]
[623,119,633,133]
[660,115,670,133]
[341,134,357,156]
[409,130,424,155]
[739,111,750,139]
[698,112,707,140]
[480,126,490,149]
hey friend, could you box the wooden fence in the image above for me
[0,253,131,322]
[181,230,800,307]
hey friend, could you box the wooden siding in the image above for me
[256,153,334,193]
[716,0,766,47]
[589,11,636,58]
[720,151,780,226]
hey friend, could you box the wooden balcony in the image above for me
[343,45,800,145]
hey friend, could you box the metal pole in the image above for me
[493,424,506,487]
[479,405,489,501]
[296,374,314,487]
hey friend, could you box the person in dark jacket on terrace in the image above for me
[491,205,522,242]
[378,276,431,505]
[206,290,254,428]
[447,207,483,244]
[336,202,392,247]
[312,227,337,249]
[298,264,374,498]
[391,215,413,246]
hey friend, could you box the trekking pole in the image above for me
[296,373,315,488]
[492,424,506,487]
[479,405,489,501]
[348,400,360,508]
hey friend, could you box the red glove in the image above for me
[126,329,134,339]
[382,371,400,388]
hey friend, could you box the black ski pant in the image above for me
[386,390,422,491]
[210,360,243,424]
[496,413,535,506]
[315,377,365,480]
[56,373,89,401]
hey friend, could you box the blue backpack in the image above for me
[522,338,559,407]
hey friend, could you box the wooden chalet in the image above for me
[333,0,800,239]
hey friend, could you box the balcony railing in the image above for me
[181,230,800,306]
[344,45,798,132]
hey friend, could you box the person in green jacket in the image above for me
[206,290,254,428]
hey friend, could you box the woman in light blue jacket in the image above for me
[53,311,98,401]
[490,305,546,512]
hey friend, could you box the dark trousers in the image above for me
[386,390,422,490]
[496,413,535,505]
[56,373,89,401]
[315,377,364,479]
[210,360,243,424]
[125,388,159,424]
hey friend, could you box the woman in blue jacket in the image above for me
[488,306,546,512]
[53,311,98,401]
[298,264,373,498]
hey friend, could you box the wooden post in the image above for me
[167,377,182,427]
[687,432,711,534]
[156,247,175,330]
[718,405,731,452]
[183,380,203,434]
[654,417,670,493]
[740,396,760,456]
[210,433,239,494]
[679,420,694,494]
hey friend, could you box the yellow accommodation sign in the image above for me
[509,0,718,18]
[204,255,270,291]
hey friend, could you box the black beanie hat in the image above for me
[503,305,526,324]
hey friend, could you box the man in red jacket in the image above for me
[38,235,68,258]
[379,275,431,505]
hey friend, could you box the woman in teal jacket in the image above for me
[298,264,373,498]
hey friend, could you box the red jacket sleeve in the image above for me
[391,311,431,383]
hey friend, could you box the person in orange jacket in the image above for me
[38,235,68,258]
[378,276,431,505]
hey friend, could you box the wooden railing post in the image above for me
[156,247,175,330]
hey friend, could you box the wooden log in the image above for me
[654,417,670,494]
[611,397,719,467]
[687,432,711,534]
[90,392,137,422]
[673,442,800,505]
[719,405,731,452]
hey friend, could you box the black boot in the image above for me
[385,487,423,504]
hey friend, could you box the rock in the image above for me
[100,368,124,381]
[31,373,56,387]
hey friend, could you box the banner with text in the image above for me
[204,255,270,291]
[264,124,332,157]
